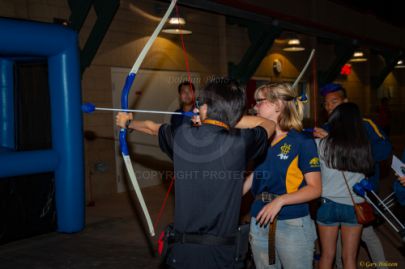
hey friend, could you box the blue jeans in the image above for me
[316,198,360,227]
[249,215,317,269]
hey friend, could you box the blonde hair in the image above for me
[255,83,304,132]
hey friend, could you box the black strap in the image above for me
[173,233,236,246]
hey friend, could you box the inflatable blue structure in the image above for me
[0,18,84,233]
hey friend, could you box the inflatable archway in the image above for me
[0,18,84,233]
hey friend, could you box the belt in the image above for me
[255,192,279,203]
[173,233,236,246]
[268,218,277,265]
[255,192,278,265]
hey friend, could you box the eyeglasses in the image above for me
[255,98,267,105]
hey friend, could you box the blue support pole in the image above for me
[49,41,85,233]
[0,58,14,150]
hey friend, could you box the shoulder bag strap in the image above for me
[341,171,357,206]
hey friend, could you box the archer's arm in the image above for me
[116,112,161,136]
[235,115,276,138]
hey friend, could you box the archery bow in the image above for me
[119,0,177,237]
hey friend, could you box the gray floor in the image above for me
[0,185,174,269]
[0,171,404,268]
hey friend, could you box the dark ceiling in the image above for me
[333,0,405,28]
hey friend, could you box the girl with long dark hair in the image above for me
[316,102,374,269]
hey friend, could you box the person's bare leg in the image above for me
[335,230,342,269]
[362,226,387,269]
[340,225,362,269]
[318,224,339,269]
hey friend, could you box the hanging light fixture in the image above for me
[162,16,192,35]
[395,60,405,68]
[349,51,367,62]
[283,38,305,52]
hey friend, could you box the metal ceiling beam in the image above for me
[318,42,357,86]
[228,18,282,83]
[68,0,120,74]
[175,0,403,52]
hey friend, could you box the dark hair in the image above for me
[200,77,246,127]
[178,81,195,93]
[320,102,374,175]
[320,83,347,99]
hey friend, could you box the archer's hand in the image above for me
[191,108,201,126]
[256,197,284,226]
[313,127,328,138]
[115,112,133,129]
[398,176,405,187]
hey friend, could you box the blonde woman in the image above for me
[243,83,322,269]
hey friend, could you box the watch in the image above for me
[125,119,133,133]
[125,119,132,129]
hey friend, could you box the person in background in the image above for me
[316,103,374,269]
[244,83,321,269]
[314,83,392,269]
[170,81,195,129]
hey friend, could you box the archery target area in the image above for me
[1,0,405,267]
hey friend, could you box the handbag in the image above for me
[341,172,376,225]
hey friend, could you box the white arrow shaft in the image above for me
[95,107,182,115]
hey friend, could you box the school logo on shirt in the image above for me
[277,143,291,160]
[309,157,320,168]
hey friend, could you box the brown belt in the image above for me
[255,192,279,203]
[255,192,278,265]
[268,218,277,265]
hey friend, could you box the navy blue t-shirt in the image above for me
[251,129,320,220]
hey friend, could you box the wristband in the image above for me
[125,120,133,133]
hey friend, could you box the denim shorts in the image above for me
[316,198,360,227]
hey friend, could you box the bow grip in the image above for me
[120,73,136,156]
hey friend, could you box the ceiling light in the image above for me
[395,60,405,68]
[288,39,300,45]
[283,38,305,52]
[283,46,305,52]
[349,51,367,62]
[349,58,367,62]
[162,28,192,34]
[168,17,186,25]
[162,16,192,35]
